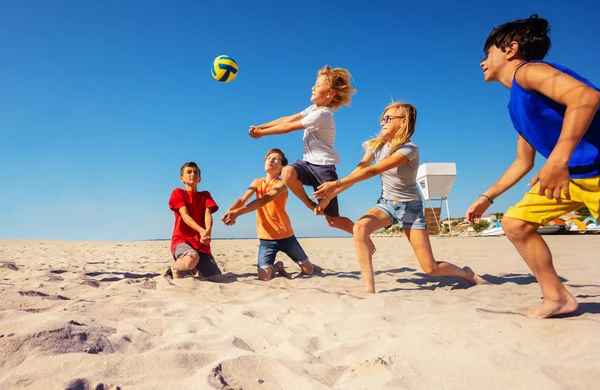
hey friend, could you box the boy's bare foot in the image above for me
[527,294,579,319]
[169,263,193,279]
[463,266,487,286]
[274,261,292,279]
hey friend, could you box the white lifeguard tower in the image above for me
[416,163,457,235]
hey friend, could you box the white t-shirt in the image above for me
[300,104,340,165]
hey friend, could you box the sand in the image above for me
[1,236,599,389]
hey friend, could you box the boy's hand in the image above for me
[221,210,238,226]
[529,161,571,201]
[313,181,337,200]
[220,211,230,224]
[200,233,211,245]
[466,197,492,224]
[314,198,330,216]
[249,126,263,139]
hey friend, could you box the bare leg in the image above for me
[300,261,314,276]
[273,261,292,279]
[502,217,578,318]
[326,214,377,255]
[404,228,482,284]
[353,208,393,293]
[257,267,274,281]
[282,166,317,211]
[170,252,200,279]
[326,214,354,234]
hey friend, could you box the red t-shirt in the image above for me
[168,188,218,258]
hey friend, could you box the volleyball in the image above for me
[211,55,238,82]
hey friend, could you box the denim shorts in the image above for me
[375,198,427,230]
[257,235,309,270]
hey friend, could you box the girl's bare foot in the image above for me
[527,292,578,319]
[463,266,487,286]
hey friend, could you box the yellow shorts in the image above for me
[504,176,600,225]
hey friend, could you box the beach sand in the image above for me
[1,236,599,389]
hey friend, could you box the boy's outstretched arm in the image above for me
[517,62,600,200]
[222,179,259,226]
[466,135,536,223]
[254,113,303,130]
[223,181,288,223]
[178,206,207,237]
[249,113,305,139]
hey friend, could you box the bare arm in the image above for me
[482,135,536,200]
[225,179,259,212]
[200,207,214,245]
[179,206,207,237]
[465,135,536,223]
[249,115,305,138]
[517,62,600,199]
[222,179,259,225]
[225,181,288,223]
[315,151,395,200]
[258,112,303,129]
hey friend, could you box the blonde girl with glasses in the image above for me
[314,102,484,293]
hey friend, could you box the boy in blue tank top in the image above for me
[466,15,600,318]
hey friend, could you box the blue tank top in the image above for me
[508,61,600,178]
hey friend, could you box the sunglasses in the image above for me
[381,115,404,124]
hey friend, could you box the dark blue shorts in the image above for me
[290,159,340,217]
[173,243,222,277]
[258,235,309,270]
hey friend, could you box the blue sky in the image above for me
[1,1,599,240]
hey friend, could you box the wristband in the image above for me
[479,194,493,204]
[336,180,341,188]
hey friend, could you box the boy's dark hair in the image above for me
[484,14,551,61]
[180,162,200,176]
[264,148,288,166]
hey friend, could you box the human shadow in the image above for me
[161,268,239,283]
[379,273,475,293]
[576,294,600,299]
[477,273,563,286]
[380,272,567,292]
[311,266,417,279]
[84,271,160,282]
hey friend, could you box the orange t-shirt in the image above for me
[255,177,294,240]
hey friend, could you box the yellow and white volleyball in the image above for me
[211,55,238,82]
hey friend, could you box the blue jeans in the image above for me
[375,198,427,230]
[257,235,309,270]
